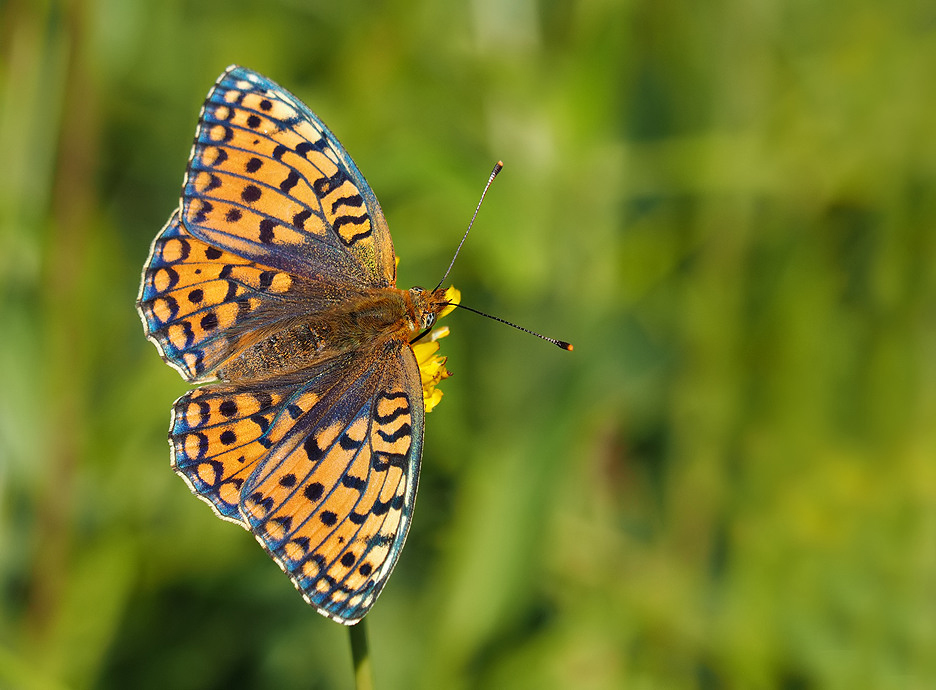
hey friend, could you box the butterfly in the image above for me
[136,65,456,625]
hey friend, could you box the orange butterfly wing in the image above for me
[181,66,396,288]
[169,344,423,623]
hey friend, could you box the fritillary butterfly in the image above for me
[137,65,455,624]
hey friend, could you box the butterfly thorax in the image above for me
[217,286,448,384]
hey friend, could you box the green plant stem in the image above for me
[349,618,374,690]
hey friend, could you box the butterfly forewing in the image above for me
[182,66,396,289]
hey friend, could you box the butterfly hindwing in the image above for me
[168,366,342,525]
[168,343,422,623]
[239,342,424,624]
[181,65,396,289]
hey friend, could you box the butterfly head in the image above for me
[405,285,458,414]
[406,285,454,331]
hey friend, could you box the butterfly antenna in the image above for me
[449,302,573,351]
[432,160,572,350]
[433,161,504,292]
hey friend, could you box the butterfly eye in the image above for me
[422,312,437,329]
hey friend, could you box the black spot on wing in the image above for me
[251,414,271,433]
[293,209,312,229]
[280,170,300,194]
[304,435,325,463]
[339,433,363,451]
[258,218,276,244]
[377,423,411,444]
[312,169,347,197]
[304,482,324,501]
[341,474,366,491]
[331,194,363,213]
[371,453,408,472]
[374,393,409,423]
[241,185,262,203]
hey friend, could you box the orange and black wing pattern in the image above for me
[137,66,441,624]
[169,344,424,624]
[181,66,396,288]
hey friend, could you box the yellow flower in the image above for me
[413,286,459,413]
[437,285,460,320]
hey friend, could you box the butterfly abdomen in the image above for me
[217,288,417,384]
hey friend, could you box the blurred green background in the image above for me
[2,0,935,688]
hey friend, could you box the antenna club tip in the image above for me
[557,341,573,351]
